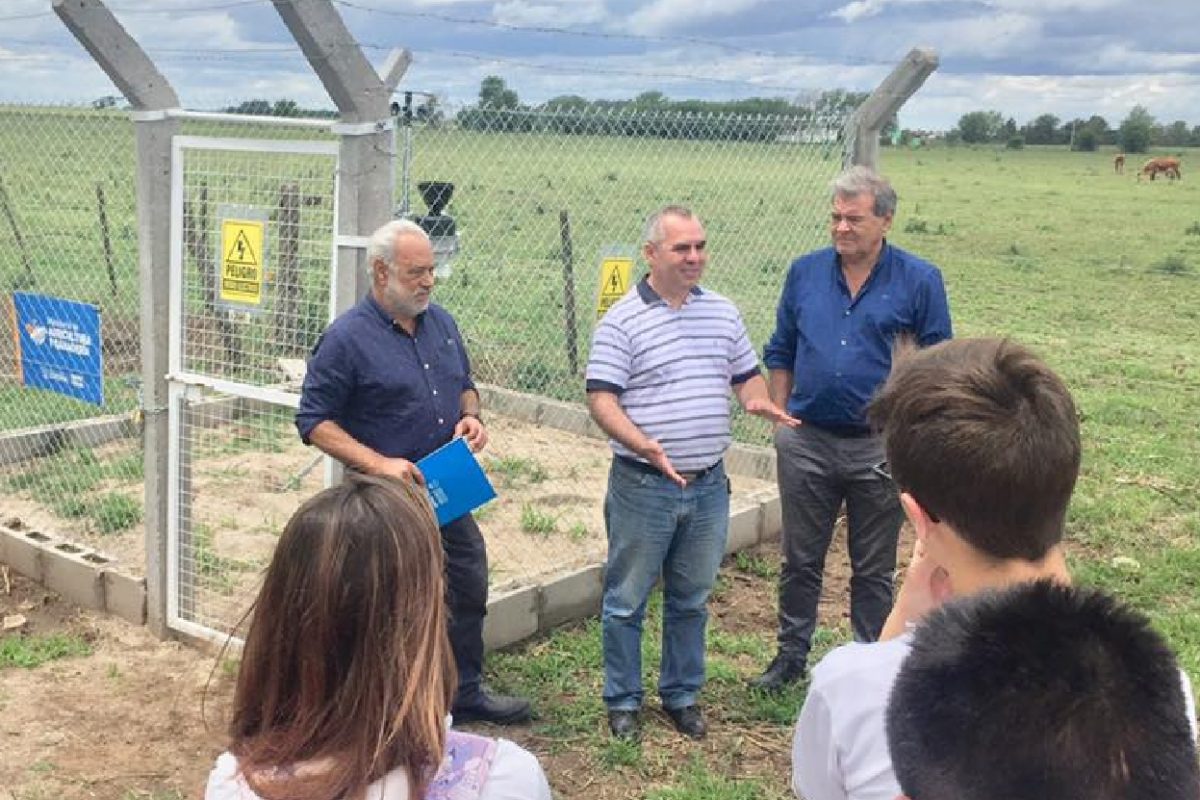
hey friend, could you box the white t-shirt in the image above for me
[791,635,913,800]
[205,738,551,800]
[791,635,1200,800]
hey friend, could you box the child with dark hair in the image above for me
[888,581,1200,800]
[790,338,1197,800]
[204,474,551,800]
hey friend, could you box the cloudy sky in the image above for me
[2,0,1198,130]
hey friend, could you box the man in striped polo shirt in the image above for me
[585,205,797,742]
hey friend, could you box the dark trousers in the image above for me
[441,512,489,708]
[774,424,903,661]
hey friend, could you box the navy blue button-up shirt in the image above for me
[763,242,952,434]
[296,294,475,462]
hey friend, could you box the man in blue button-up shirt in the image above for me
[296,219,531,725]
[751,166,953,691]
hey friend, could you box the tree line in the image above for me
[223,99,337,118]
[953,106,1199,152]
[454,76,873,142]
[224,79,1200,154]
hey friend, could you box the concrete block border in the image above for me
[0,413,136,467]
[0,521,147,625]
[1,385,779,649]
[474,389,784,652]
[480,479,781,653]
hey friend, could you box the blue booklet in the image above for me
[416,437,497,526]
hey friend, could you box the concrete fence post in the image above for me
[54,0,180,637]
[270,0,408,485]
[844,47,939,170]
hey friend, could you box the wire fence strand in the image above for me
[0,100,852,636]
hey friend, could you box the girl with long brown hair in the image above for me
[204,474,550,800]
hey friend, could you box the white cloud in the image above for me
[831,0,886,23]
[917,12,1042,58]
[121,11,260,51]
[494,0,608,27]
[0,54,120,104]
[1079,43,1200,73]
[623,0,769,34]
[830,0,1123,23]
[904,70,1200,129]
[370,0,487,5]
[986,0,1123,10]
[830,0,944,24]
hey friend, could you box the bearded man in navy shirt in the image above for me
[296,219,531,725]
[750,166,953,691]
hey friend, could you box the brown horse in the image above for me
[1114,153,1125,174]
[1138,157,1182,181]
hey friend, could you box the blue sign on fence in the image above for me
[12,292,105,406]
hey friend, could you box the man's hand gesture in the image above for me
[638,439,687,488]
[744,398,800,429]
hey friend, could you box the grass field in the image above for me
[1,105,1199,798]
[881,145,1200,667]
[478,142,1200,798]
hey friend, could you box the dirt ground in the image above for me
[1,412,771,620]
[1,411,890,800]
[2,412,774,640]
[0,516,907,800]
[0,568,233,798]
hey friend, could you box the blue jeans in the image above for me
[602,457,730,711]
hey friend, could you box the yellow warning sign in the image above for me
[219,219,265,306]
[596,256,633,319]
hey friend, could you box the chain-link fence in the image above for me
[0,100,851,635]
[411,104,844,411]
[0,104,144,567]
[0,104,341,598]
[398,103,846,583]
[169,131,339,637]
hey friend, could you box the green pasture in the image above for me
[407,123,838,405]
[881,145,1200,609]
[1,107,1198,797]
[482,142,1200,797]
[1,105,839,430]
[0,106,140,308]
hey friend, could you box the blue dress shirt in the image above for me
[763,242,952,434]
[296,294,475,462]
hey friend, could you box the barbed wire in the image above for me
[0,0,260,22]
[110,0,264,12]
[364,47,814,94]
[0,9,52,22]
[0,36,875,96]
[331,0,899,66]
[0,0,901,68]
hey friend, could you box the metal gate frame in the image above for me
[165,135,341,644]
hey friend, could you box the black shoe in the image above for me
[452,690,532,725]
[608,709,641,740]
[664,705,707,740]
[749,653,806,692]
